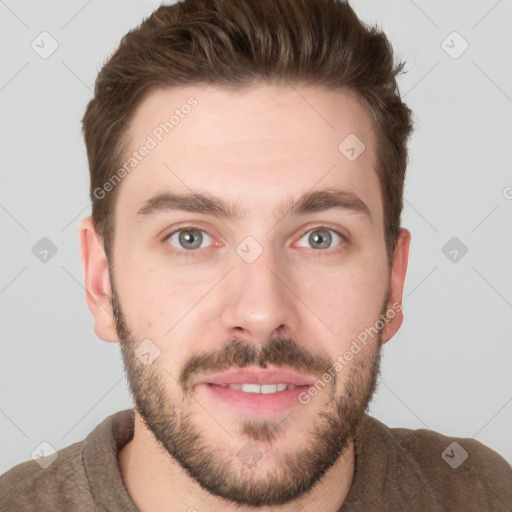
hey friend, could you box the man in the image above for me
[1,0,511,510]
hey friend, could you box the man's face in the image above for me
[104,84,396,506]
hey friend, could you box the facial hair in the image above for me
[111,277,384,507]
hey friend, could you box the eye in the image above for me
[164,227,213,252]
[296,227,344,251]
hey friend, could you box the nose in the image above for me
[219,242,301,345]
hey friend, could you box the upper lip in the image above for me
[199,367,316,387]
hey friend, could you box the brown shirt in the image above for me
[1,409,511,511]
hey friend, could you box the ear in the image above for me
[79,217,119,342]
[381,228,411,344]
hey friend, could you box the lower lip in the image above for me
[200,383,309,417]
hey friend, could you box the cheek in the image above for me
[112,261,179,336]
[114,262,217,372]
[294,257,387,342]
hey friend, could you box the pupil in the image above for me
[310,229,331,249]
[180,230,201,249]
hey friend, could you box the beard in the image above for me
[111,276,384,507]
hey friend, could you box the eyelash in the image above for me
[162,225,346,257]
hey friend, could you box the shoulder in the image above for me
[0,409,134,512]
[0,440,95,511]
[366,415,512,509]
[391,420,512,478]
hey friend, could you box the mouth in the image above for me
[214,382,299,393]
[197,367,315,417]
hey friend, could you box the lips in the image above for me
[195,367,318,417]
[198,367,316,387]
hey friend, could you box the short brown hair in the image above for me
[82,0,413,266]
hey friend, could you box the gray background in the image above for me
[1,0,511,474]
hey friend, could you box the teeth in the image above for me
[241,383,260,394]
[261,384,277,394]
[226,383,293,394]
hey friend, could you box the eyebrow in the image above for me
[136,187,372,223]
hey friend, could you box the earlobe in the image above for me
[79,217,119,343]
[381,228,411,344]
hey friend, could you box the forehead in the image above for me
[115,83,382,225]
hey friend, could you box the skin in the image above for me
[79,84,410,512]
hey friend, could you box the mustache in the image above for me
[179,337,334,393]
